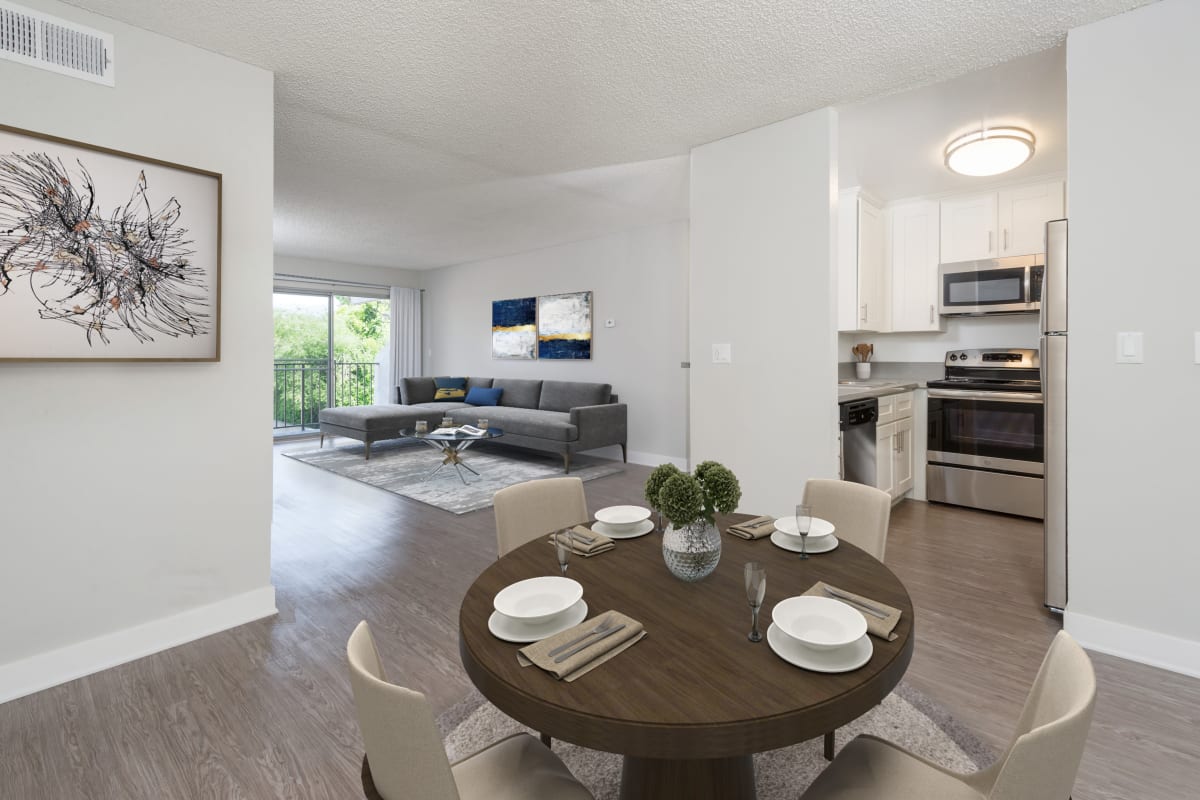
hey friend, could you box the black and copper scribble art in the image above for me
[0,152,212,346]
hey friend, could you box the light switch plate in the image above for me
[1116,332,1143,364]
[712,343,732,364]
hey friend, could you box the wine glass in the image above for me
[554,528,573,575]
[795,504,812,560]
[744,562,766,642]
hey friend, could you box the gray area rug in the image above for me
[438,684,993,799]
[283,439,624,514]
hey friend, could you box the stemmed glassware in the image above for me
[554,528,574,575]
[744,562,767,642]
[795,503,812,560]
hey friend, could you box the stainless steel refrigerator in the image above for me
[1042,219,1068,612]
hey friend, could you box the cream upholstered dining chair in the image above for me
[493,477,588,558]
[347,621,593,800]
[801,630,1097,800]
[803,478,891,561]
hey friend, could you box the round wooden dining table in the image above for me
[458,512,915,800]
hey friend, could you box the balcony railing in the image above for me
[274,359,380,433]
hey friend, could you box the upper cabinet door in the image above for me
[939,192,999,262]
[889,200,942,332]
[997,180,1065,256]
[858,197,888,332]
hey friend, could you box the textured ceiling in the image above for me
[66,0,1151,269]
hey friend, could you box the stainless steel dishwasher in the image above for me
[839,398,878,487]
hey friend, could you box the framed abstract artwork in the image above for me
[491,296,537,359]
[0,124,221,362]
[538,291,592,360]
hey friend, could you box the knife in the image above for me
[824,587,889,619]
[553,623,627,663]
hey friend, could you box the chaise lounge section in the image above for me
[317,377,627,473]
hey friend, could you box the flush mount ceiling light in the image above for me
[944,127,1036,177]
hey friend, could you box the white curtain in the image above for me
[383,287,422,403]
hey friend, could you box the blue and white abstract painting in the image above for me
[491,296,537,359]
[537,291,592,360]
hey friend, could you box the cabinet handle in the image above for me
[860,303,867,324]
[988,230,994,252]
[1003,228,1009,251]
[929,304,934,324]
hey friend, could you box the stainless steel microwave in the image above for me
[938,254,1044,316]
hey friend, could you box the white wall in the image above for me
[0,1,275,702]
[690,109,839,516]
[274,254,426,291]
[423,222,689,465]
[1064,0,1200,677]
[837,315,1040,362]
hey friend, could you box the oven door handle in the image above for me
[927,389,1044,404]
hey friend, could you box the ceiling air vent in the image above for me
[0,0,113,86]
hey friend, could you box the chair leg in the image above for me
[540,732,552,748]
[823,730,835,760]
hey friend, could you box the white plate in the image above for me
[488,599,589,643]
[592,519,655,539]
[594,505,652,527]
[771,595,868,650]
[773,516,836,538]
[767,623,873,673]
[770,530,838,554]
[493,576,583,624]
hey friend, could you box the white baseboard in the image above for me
[1065,610,1200,679]
[626,450,688,469]
[0,585,277,704]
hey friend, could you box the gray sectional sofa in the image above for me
[317,377,627,473]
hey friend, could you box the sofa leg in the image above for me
[364,441,371,461]
[562,453,571,474]
[540,732,552,748]
[823,730,835,761]
[320,434,325,448]
[620,443,627,463]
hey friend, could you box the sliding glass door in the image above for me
[273,290,390,437]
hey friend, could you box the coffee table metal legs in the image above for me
[418,438,482,484]
[619,754,756,800]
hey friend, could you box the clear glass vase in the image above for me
[662,520,722,582]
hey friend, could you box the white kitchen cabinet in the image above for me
[939,192,998,262]
[997,181,1064,256]
[875,421,896,498]
[940,179,1064,263]
[876,391,914,501]
[888,200,943,332]
[838,188,888,332]
[893,416,914,497]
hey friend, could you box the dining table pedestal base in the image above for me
[619,754,756,800]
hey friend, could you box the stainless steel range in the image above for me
[926,348,1044,519]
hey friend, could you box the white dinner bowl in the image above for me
[773,516,836,539]
[493,577,584,625]
[594,505,652,530]
[771,595,868,651]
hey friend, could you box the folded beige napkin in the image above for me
[517,610,646,682]
[547,525,614,557]
[725,515,777,540]
[803,581,902,642]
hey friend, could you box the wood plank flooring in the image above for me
[0,441,1196,798]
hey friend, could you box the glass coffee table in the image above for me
[404,427,503,484]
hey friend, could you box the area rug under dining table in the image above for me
[283,438,624,514]
[439,683,992,799]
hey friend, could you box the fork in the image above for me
[547,615,614,657]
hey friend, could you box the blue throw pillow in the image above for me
[433,376,468,401]
[465,386,503,406]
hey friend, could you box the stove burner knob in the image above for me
[959,352,968,360]
[949,354,958,361]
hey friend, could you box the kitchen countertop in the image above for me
[837,380,920,404]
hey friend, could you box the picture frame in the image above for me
[491,296,537,360]
[537,291,592,360]
[0,124,222,362]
